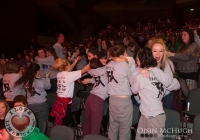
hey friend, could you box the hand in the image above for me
[46,71,50,78]
[75,56,81,62]
[77,79,81,84]
[166,51,174,57]
[76,49,80,55]
[138,68,150,78]
[19,71,22,76]
[82,78,90,84]
[49,66,54,71]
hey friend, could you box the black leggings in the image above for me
[62,104,71,126]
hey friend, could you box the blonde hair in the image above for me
[54,58,70,71]
[0,100,10,117]
[151,38,173,72]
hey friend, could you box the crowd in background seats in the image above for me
[0,17,200,140]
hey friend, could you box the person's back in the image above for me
[106,60,132,96]
[82,58,108,137]
[26,77,51,104]
[3,60,25,104]
[131,69,165,117]
[56,70,81,98]
[106,45,133,140]
[130,47,170,140]
[50,58,89,126]
[88,66,108,99]
[14,63,51,124]
[3,73,23,100]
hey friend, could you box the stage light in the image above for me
[190,8,194,12]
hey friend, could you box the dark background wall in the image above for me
[0,0,199,58]
[0,0,37,58]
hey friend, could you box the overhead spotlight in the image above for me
[190,8,194,12]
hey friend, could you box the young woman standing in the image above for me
[82,58,108,137]
[167,29,200,99]
[130,47,173,140]
[50,58,89,126]
[151,38,180,109]
[15,63,51,124]
[37,47,58,93]
[106,45,133,140]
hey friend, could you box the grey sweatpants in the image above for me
[108,96,133,140]
[136,114,166,140]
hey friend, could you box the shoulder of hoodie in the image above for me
[131,68,141,79]
[3,73,20,78]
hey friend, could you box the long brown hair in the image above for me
[15,63,40,94]
[177,29,195,54]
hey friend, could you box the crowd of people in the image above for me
[0,17,200,140]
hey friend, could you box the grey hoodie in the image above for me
[88,66,108,100]
[3,73,25,101]
[130,67,172,118]
[37,56,58,79]
[26,77,51,104]
[53,43,65,59]
[106,61,132,96]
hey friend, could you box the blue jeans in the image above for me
[163,92,173,109]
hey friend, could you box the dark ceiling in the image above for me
[36,0,199,37]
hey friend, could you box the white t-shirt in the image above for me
[57,70,81,98]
